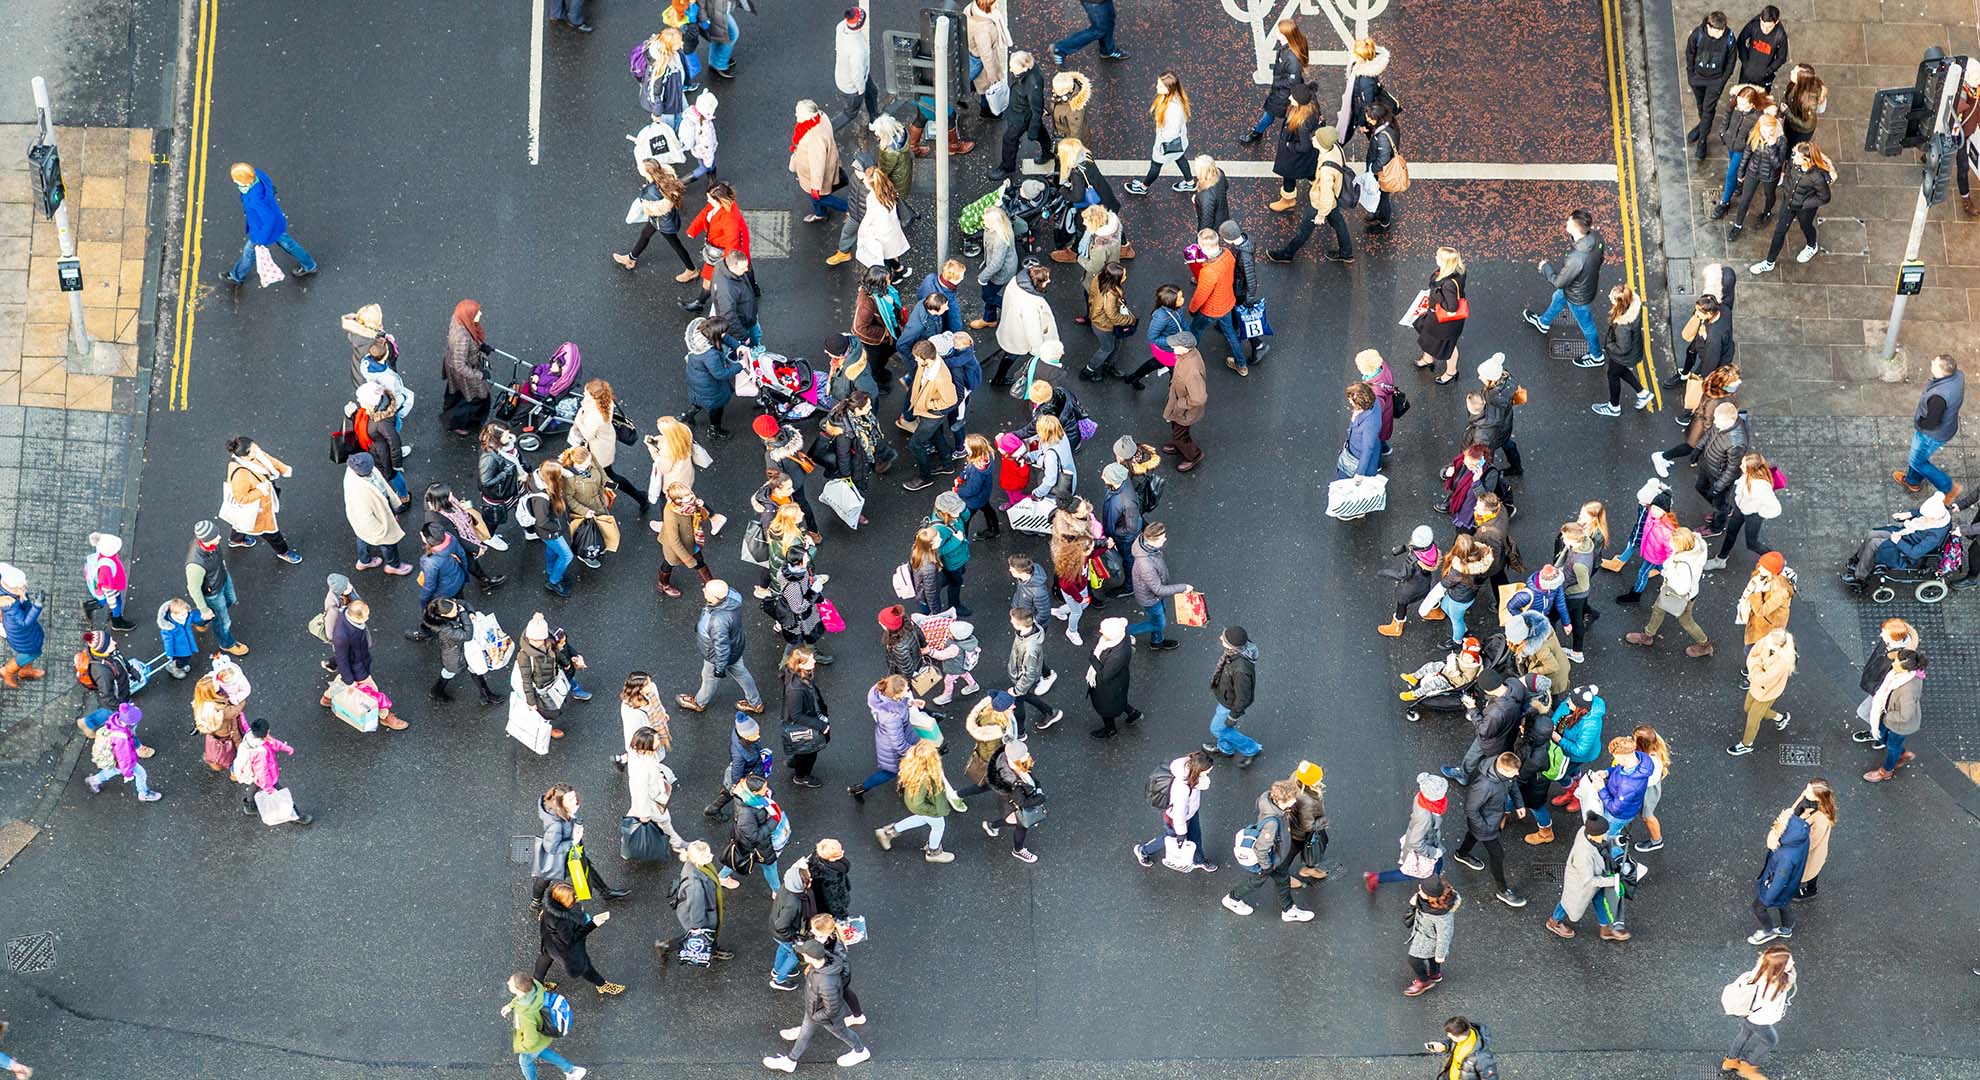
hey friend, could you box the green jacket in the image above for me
[902,778,951,818]
[509,982,552,1055]
[931,517,969,570]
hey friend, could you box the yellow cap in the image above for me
[1294,760,1324,787]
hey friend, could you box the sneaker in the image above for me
[1563,649,1585,663]
[1746,928,1781,945]
[1439,765,1470,786]
[1650,452,1671,478]
[764,1055,798,1073]
[227,536,259,549]
[1749,259,1776,275]
[354,557,383,570]
[981,820,1000,838]
[1590,402,1622,417]
[923,847,955,863]
[1172,180,1198,193]
[1121,179,1149,196]
[846,1014,866,1026]
[1726,741,1753,756]
[1573,354,1605,369]
[1494,889,1529,909]
[1702,557,1728,571]
[1633,838,1665,853]
[1149,639,1180,652]
[1795,244,1818,263]
[1221,895,1254,916]
[1035,669,1059,694]
[1199,861,1221,873]
[1634,389,1654,410]
[276,550,303,565]
[1049,49,1065,66]
[779,1026,804,1041]
[85,775,103,794]
[1850,729,1877,744]
[1449,851,1485,871]
[1774,710,1791,731]
[1037,709,1064,730]
[1133,843,1153,867]
[837,1047,872,1067]
[1065,627,1083,646]
[1281,906,1316,922]
[1520,308,1550,334]
[567,1069,587,1080]
[1726,222,1743,241]
[1011,847,1037,863]
[770,977,798,991]
[902,477,934,492]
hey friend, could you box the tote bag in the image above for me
[254,787,299,825]
[506,693,553,755]
[819,477,865,529]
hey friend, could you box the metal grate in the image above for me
[745,210,792,259]
[1779,744,1821,766]
[7,932,55,974]
[1851,595,1980,760]
[511,837,537,865]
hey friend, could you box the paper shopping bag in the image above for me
[1174,590,1208,628]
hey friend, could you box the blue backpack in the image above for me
[537,990,572,1038]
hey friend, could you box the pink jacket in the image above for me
[244,734,294,792]
[1640,511,1674,565]
[87,553,127,600]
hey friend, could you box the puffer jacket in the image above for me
[865,686,915,773]
[1554,695,1606,765]
[1129,538,1186,608]
[1599,750,1656,820]
[1782,160,1834,211]
[697,586,747,668]
[1008,624,1047,695]
[530,796,577,880]
[1463,765,1524,841]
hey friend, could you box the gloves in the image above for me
[477,342,493,357]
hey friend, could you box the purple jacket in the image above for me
[1366,363,1396,441]
[865,686,916,773]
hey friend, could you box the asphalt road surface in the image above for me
[1,2,1977,1078]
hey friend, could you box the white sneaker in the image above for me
[566,1069,587,1080]
[836,1047,872,1067]
[484,534,511,551]
[1590,402,1622,417]
[931,690,954,705]
[1065,626,1083,646]
[764,1055,798,1073]
[1037,708,1064,730]
[846,1014,866,1027]
[1634,388,1654,410]
[1795,244,1818,263]
[1221,895,1254,916]
[1650,452,1671,479]
[1049,605,1070,621]
[1748,259,1775,275]
[780,1026,804,1041]
[1563,649,1585,663]
[1702,557,1728,571]
[1035,669,1058,694]
[1281,906,1316,922]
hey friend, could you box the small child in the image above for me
[86,703,159,801]
[927,619,982,705]
[233,717,311,826]
[1616,487,1676,604]
[157,598,199,679]
[1399,637,1484,703]
[678,91,719,183]
[995,432,1031,508]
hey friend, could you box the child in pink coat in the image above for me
[232,718,313,826]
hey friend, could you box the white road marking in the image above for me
[528,0,545,165]
[1021,159,1620,183]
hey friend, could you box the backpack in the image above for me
[1232,814,1280,873]
[1138,472,1166,512]
[1692,28,1728,77]
[1145,765,1175,810]
[74,650,95,690]
[1542,741,1568,782]
[628,40,651,82]
[537,990,573,1038]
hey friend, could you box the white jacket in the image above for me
[679,107,718,169]
[1735,958,1796,1025]
[995,278,1060,357]
[1732,475,1782,519]
[855,194,910,267]
[1151,98,1188,162]
[1659,543,1706,602]
[569,394,617,469]
[1163,756,1203,830]
[626,754,677,822]
[835,20,870,95]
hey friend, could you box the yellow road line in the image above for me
[1600,0,1660,410]
[169,0,217,411]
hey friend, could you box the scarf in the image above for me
[437,501,484,553]
[1446,1028,1479,1080]
[1412,545,1440,572]
[790,114,823,152]
[453,299,485,343]
[1867,665,1917,737]
[1416,791,1447,815]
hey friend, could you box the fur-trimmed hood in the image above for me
[1347,46,1390,80]
[1050,70,1092,111]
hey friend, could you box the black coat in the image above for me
[1684,23,1737,88]
[781,673,829,756]
[1463,767,1524,841]
[1735,18,1789,85]
[1088,638,1133,717]
[1260,43,1305,117]
[1192,175,1231,232]
[1605,310,1643,369]
[1008,66,1047,129]
[770,877,815,942]
[729,801,777,866]
[1273,111,1321,184]
[536,894,597,975]
[1782,162,1833,211]
[1469,685,1529,758]
[1065,159,1119,212]
[1415,272,1467,347]
[1365,123,1398,173]
[809,854,853,917]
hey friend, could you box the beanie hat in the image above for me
[843,6,865,28]
[1313,124,1339,150]
[1223,626,1248,648]
[1571,684,1600,709]
[1218,220,1243,243]
[1522,673,1553,697]
[1459,636,1482,661]
[1757,551,1785,575]
[0,564,22,591]
[1477,352,1506,383]
[89,532,122,558]
[1537,564,1565,590]
[1112,435,1138,461]
[524,613,551,640]
[996,431,1023,454]
[735,714,761,739]
[1650,490,1673,512]
[1102,463,1129,487]
[990,690,1016,711]
[1409,525,1434,549]
[1294,760,1324,787]
[1416,771,1449,799]
[934,491,965,517]
[752,414,782,440]
[193,519,219,542]
[1636,477,1668,504]
[1503,615,1529,644]
[877,605,904,631]
[348,452,376,476]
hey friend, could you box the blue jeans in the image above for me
[1552,893,1616,926]
[772,938,803,985]
[1375,856,1444,885]
[721,860,782,892]
[1209,703,1261,756]
[708,15,739,71]
[1189,311,1247,369]
[855,768,897,794]
[1600,809,1632,837]
[1903,431,1953,493]
[355,539,402,566]
[1438,594,1474,646]
[1126,600,1167,643]
[1540,288,1603,360]
[1137,810,1207,864]
[90,763,153,797]
[1883,730,1909,771]
[542,535,574,585]
[517,1046,579,1080]
[1719,150,1746,205]
[547,0,585,23]
[1052,1,1117,57]
[807,191,850,218]
[388,472,409,500]
[1251,109,1275,135]
[1632,558,1660,595]
[192,575,240,648]
[228,233,316,282]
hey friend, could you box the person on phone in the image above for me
[1423,1016,1499,1079]
[532,882,625,998]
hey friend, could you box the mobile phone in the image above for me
[1424,1042,1445,1054]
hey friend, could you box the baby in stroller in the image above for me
[1399,636,1484,710]
[491,342,583,451]
[958,179,1064,261]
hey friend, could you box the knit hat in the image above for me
[1522,673,1553,697]
[877,604,904,631]
[1218,220,1243,243]
[1477,353,1506,383]
[934,491,965,518]
[89,532,121,558]
[524,613,550,640]
[348,452,375,476]
[735,714,761,739]
[1112,436,1138,462]
[949,620,974,639]
[1650,490,1673,512]
[1409,525,1434,549]
[1459,636,1482,661]
[1294,760,1324,786]
[1102,462,1129,487]
[1223,626,1248,648]
[82,629,109,652]
[1290,81,1315,105]
[1757,551,1785,575]
[695,90,718,115]
[0,564,23,591]
[356,382,386,409]
[1169,331,1198,350]
[1416,771,1449,799]
[752,414,782,440]
[1004,738,1031,762]
[1635,478,1668,504]
[1503,615,1529,644]
[996,431,1023,454]
[1537,564,1565,590]
[325,572,353,595]
[843,6,865,28]
[193,519,220,542]
[1571,684,1600,709]
[1313,125,1339,150]
[990,690,1015,710]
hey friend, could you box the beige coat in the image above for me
[1309,141,1347,216]
[908,355,959,419]
[342,469,405,547]
[1163,346,1208,427]
[655,500,704,567]
[788,121,840,197]
[1746,633,1796,703]
[225,449,292,535]
[1770,806,1832,879]
[1741,576,1793,646]
[562,466,621,552]
[570,394,619,469]
[646,441,698,505]
[965,2,1010,93]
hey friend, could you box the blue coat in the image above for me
[1,593,45,657]
[1342,408,1382,476]
[419,537,469,608]
[1599,750,1655,820]
[1874,524,1948,570]
[1755,814,1809,907]
[955,461,996,512]
[697,587,747,668]
[1515,573,1572,630]
[1554,696,1606,764]
[686,344,744,410]
[895,303,943,357]
[1010,564,1053,624]
[945,345,983,396]
[238,173,289,245]
[917,273,964,333]
[728,728,766,781]
[156,603,198,659]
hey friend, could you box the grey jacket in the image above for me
[1881,676,1923,736]
[1008,624,1046,694]
[1010,565,1053,625]
[697,587,747,669]
[1407,892,1461,961]
[978,221,1019,287]
[1130,537,1186,608]
[530,798,577,880]
[673,862,721,933]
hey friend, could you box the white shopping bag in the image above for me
[1326,474,1389,520]
[1356,169,1381,214]
[818,477,865,529]
[506,692,553,756]
[1162,836,1198,871]
[254,787,299,825]
[254,245,285,287]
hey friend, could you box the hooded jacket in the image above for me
[530,796,577,879]
[866,686,916,773]
[1130,537,1186,608]
[1463,764,1524,841]
[536,891,597,973]
[1685,22,1738,86]
[995,273,1060,357]
[673,859,723,933]
[1554,697,1606,764]
[769,863,815,943]
[1210,641,1258,717]
[697,587,747,668]
[1599,750,1656,820]
[1544,231,1606,305]
[1335,46,1390,133]
[1469,681,1531,758]
[236,171,289,245]
[1735,17,1789,85]
[1049,71,1092,144]
[809,854,853,917]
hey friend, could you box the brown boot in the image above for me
[1963,192,1980,217]
[1685,641,1715,658]
[1720,1058,1740,1072]
[1892,469,1922,493]
[1421,607,1446,622]
[1599,923,1632,941]
[16,663,44,680]
[1268,195,1299,212]
[1376,618,1404,637]
[947,131,976,156]
[908,124,931,158]
[1732,1061,1767,1080]
[0,661,18,689]
[1523,825,1555,845]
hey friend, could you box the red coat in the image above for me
[686,201,752,282]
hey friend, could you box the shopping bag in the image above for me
[838,915,869,945]
[1356,169,1381,213]
[1682,375,1704,412]
[911,665,942,695]
[620,816,671,862]
[1173,590,1208,628]
[506,693,553,755]
[818,598,847,633]
[740,519,772,567]
[625,199,646,225]
[1325,474,1389,520]
[331,683,380,733]
[818,477,865,529]
[464,611,515,675]
[984,78,1011,116]
[1007,495,1057,535]
[1161,836,1198,871]
[254,787,299,825]
[1398,288,1430,328]
[567,844,592,901]
[253,245,285,286]
[732,370,759,397]
[678,928,714,966]
[1235,298,1272,339]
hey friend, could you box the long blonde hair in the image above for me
[1434,246,1465,279]
[869,167,899,210]
[652,415,694,466]
[895,741,945,801]
[1578,500,1610,551]
[768,503,806,542]
[1190,155,1221,188]
[981,206,1013,246]
[1149,73,1191,123]
[1055,138,1089,185]
[1748,113,1784,151]
[1795,141,1836,178]
[909,526,940,570]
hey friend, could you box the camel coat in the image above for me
[1740,576,1793,646]
[225,449,291,535]
[342,469,405,547]
[1163,346,1208,427]
[1746,633,1796,703]
[789,121,841,197]
[1769,807,1832,880]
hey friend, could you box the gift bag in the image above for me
[1399,288,1431,328]
[1326,474,1389,520]
[1235,299,1273,339]
[1007,496,1057,535]
[254,787,299,825]
[818,477,865,529]
[254,245,285,287]
[911,665,942,695]
[506,693,553,755]
[331,683,380,733]
[566,843,592,901]
[818,598,847,633]
[1173,590,1208,628]
[838,915,869,945]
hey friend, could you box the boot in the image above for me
[16,663,44,680]
[1268,194,1299,212]
[1421,607,1445,622]
[1962,192,1979,217]
[947,130,976,156]
[1523,824,1555,845]
[1732,1061,1768,1079]
[908,123,931,158]
[473,673,502,705]
[0,661,17,689]
[429,677,453,701]
[1376,618,1404,637]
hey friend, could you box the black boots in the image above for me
[473,673,502,705]
[429,677,453,701]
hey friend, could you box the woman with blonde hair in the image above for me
[780,645,830,787]
[1751,140,1835,274]
[1244,18,1311,144]
[1592,283,1653,415]
[1769,778,1835,899]
[1190,155,1231,231]
[1122,73,1192,196]
[1723,944,1797,1078]
[1629,724,1672,852]
[765,502,812,572]
[1335,36,1391,147]
[1727,111,1787,240]
[1027,414,1076,500]
[1628,526,1713,657]
[1414,247,1468,383]
[1049,139,1117,262]
[1709,84,1773,219]
[971,206,1017,329]
[874,740,962,863]
[855,166,911,283]
[645,415,705,506]
[652,482,715,598]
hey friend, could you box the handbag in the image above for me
[1159,135,1187,157]
[740,518,772,567]
[1392,388,1412,419]
[1655,585,1688,615]
[1398,834,1438,877]
[506,692,553,755]
[1235,299,1273,339]
[331,683,380,733]
[984,78,1011,115]
[1433,296,1470,323]
[911,665,942,695]
[1015,800,1048,829]
[1326,474,1390,519]
[218,468,262,534]
[818,598,847,633]
[818,477,865,529]
[566,844,592,901]
[254,787,299,825]
[1770,465,1788,491]
[620,816,670,862]
[1720,977,1759,1018]
[1683,376,1705,411]
[611,407,638,445]
[1376,146,1411,192]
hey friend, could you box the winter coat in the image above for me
[789,120,840,197]
[566,396,618,472]
[1717,101,1762,152]
[769,864,814,943]
[809,855,853,917]
[996,274,1059,357]
[1336,46,1391,133]
[1273,110,1321,185]
[1007,64,1046,129]
[1659,541,1707,604]
[1545,231,1606,305]
[342,461,404,544]
[1560,825,1623,920]
[1009,564,1054,626]
[0,591,44,657]
[530,797,577,880]
[685,339,743,412]
[1605,297,1644,369]
[1781,160,1834,211]
[1244,790,1295,869]
[697,587,747,668]
[1262,41,1307,117]
[1407,891,1461,962]
[965,3,1010,93]
[1462,766,1523,841]
[417,535,468,609]
[1009,624,1047,695]
[1188,249,1237,319]
[626,755,676,824]
[1476,377,1518,451]
[1101,483,1142,549]
[1772,806,1831,880]
[907,353,960,419]
[1210,642,1258,717]
[224,450,290,535]
[673,860,723,933]
[729,799,778,868]
[1309,143,1348,216]
[236,172,288,245]
[654,499,703,568]
[330,610,373,684]
[866,686,915,773]
[1193,173,1232,232]
[1755,814,1809,907]
[508,982,554,1056]
[1469,682,1530,759]
[909,556,942,612]
[1343,408,1382,477]
[1150,96,1188,164]
[1401,794,1445,861]
[781,673,829,756]
[443,320,490,401]
[517,638,568,713]
[801,938,856,1023]
[1130,537,1187,608]
[1163,346,1208,427]
[1880,675,1923,736]
[1598,751,1656,820]
[1554,698,1606,764]
[978,220,1018,288]
[1741,576,1792,645]
[1049,72,1092,144]
[1087,637,1133,716]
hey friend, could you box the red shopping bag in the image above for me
[1174,590,1207,628]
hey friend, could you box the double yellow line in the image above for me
[168,0,218,411]
[1600,0,1661,409]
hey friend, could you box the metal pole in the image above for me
[933,15,951,269]
[30,76,92,357]
[1880,61,1963,368]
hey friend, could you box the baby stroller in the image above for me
[490,343,583,451]
[1845,532,1959,604]
[1398,637,1486,723]
[740,344,827,424]
[957,179,1065,261]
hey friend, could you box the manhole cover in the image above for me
[511,837,537,865]
[7,932,55,974]
[1547,334,1586,361]
[1779,744,1821,766]
[745,210,792,259]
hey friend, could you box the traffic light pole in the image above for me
[30,76,93,357]
[1880,63,1963,372]
[932,15,952,269]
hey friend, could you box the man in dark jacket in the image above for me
[1099,463,1142,598]
[185,519,248,656]
[1668,293,1734,389]
[763,936,871,1070]
[1735,5,1789,89]
[711,252,761,347]
[328,600,407,730]
[1218,780,1313,922]
[1897,353,1964,499]
[1442,672,1535,785]
[1126,522,1192,651]
[807,837,853,918]
[1520,209,1607,365]
[993,51,1051,181]
[1684,12,1739,158]
[1694,400,1753,535]
[681,579,764,714]
[406,525,468,641]
[1006,556,1054,626]
[769,861,816,990]
[1217,220,1270,367]
[1449,751,1530,907]
[1202,626,1262,766]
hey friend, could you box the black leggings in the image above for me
[631,224,695,271]
[997,791,1028,851]
[1731,165,1777,227]
[1141,157,1184,184]
[1564,594,1592,651]
[603,463,649,509]
[231,529,291,555]
[533,950,606,986]
[1764,205,1818,262]
[1407,955,1443,981]
[1716,508,1769,558]
[1124,357,1165,384]
[1606,358,1645,406]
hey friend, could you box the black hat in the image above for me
[1223,626,1248,647]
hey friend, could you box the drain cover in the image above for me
[511,837,537,865]
[7,932,56,974]
[744,210,792,259]
[1779,744,1821,766]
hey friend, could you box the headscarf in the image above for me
[452,299,485,344]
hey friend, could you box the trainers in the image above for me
[1702,557,1728,571]
[981,820,1000,838]
[1035,669,1059,694]
[1122,179,1149,196]
[1850,729,1878,744]
[1774,710,1791,731]
[1449,851,1485,871]
[770,977,798,991]
[137,790,162,802]
[1650,451,1671,478]
[1037,709,1064,730]
[764,1055,798,1073]
[1172,180,1198,193]
[1634,389,1654,410]
[1590,402,1622,417]
[1281,906,1315,922]
[780,1026,804,1041]
[85,775,102,794]
[1011,847,1037,863]
[1220,895,1254,916]
[837,1047,872,1066]
[1795,244,1818,263]
[1746,928,1781,945]
[276,550,303,565]
[1573,354,1605,368]
[1633,838,1665,853]
[1749,259,1776,274]
[1520,308,1550,334]
[902,477,934,492]
[1494,889,1529,908]
[1439,765,1470,786]
[1133,843,1153,868]
[1726,741,1754,756]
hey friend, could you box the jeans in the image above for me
[547,0,585,23]
[1904,430,1953,493]
[721,860,782,892]
[909,416,953,481]
[1052,1,1118,57]
[1126,600,1167,643]
[1752,898,1795,933]
[1210,703,1261,756]
[1883,730,1910,771]
[1728,1020,1779,1067]
[1189,311,1246,369]
[834,79,880,129]
[1540,288,1603,360]
[807,191,851,218]
[772,938,803,985]
[355,539,402,566]
[1552,891,1617,926]
[707,14,739,71]
[1250,109,1275,135]
[192,575,240,648]
[1138,811,1207,865]
[1375,856,1444,885]
[891,812,947,849]
[228,233,316,282]
[1229,862,1294,911]
[980,278,1004,323]
[1083,324,1121,374]
[696,658,762,708]
[787,1015,867,1061]
[1716,509,1768,559]
[1438,594,1474,646]
[1719,149,1746,205]
[542,535,573,585]
[517,1046,579,1080]
[939,566,967,613]
[90,763,153,796]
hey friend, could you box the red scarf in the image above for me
[1417,792,1447,815]
[790,115,823,153]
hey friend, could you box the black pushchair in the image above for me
[489,343,583,451]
